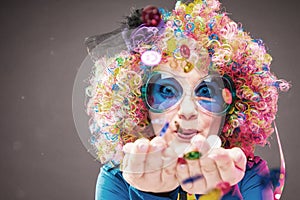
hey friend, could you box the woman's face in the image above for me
[148,59,223,144]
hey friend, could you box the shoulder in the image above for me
[243,156,272,183]
[96,164,130,200]
[237,156,274,199]
[97,164,128,187]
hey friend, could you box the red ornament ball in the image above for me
[142,5,162,27]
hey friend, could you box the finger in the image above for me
[168,136,190,156]
[185,160,205,193]
[200,156,222,190]
[208,148,243,185]
[143,137,176,192]
[229,147,247,171]
[162,133,186,178]
[162,145,178,172]
[145,137,166,173]
[177,148,201,190]
[176,157,192,189]
[181,139,206,193]
[161,144,180,191]
[125,138,150,175]
[123,142,135,153]
[191,134,211,155]
[121,142,135,171]
[149,136,167,151]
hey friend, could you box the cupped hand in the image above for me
[121,136,180,193]
[176,134,247,194]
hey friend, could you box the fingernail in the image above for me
[177,157,187,165]
[122,144,131,153]
[122,146,128,152]
[180,164,186,169]
[138,143,148,152]
[191,134,204,142]
[216,181,231,195]
[191,135,205,147]
[152,142,164,151]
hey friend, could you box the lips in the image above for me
[175,129,199,141]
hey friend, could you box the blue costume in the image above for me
[95,156,273,200]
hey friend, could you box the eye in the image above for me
[195,83,214,98]
[145,72,183,112]
[160,85,177,98]
[194,75,234,114]
[199,86,211,97]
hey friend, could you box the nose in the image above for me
[178,95,198,120]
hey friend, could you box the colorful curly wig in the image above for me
[85,0,289,164]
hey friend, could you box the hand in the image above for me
[121,136,179,193]
[176,135,247,194]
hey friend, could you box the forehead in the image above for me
[154,58,209,85]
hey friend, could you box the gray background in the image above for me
[0,0,299,199]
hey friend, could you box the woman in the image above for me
[84,0,289,199]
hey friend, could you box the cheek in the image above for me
[149,111,177,136]
[202,115,222,136]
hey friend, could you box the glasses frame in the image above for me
[141,70,236,116]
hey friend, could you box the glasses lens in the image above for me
[195,75,233,114]
[145,72,183,112]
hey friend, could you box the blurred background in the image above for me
[0,0,299,199]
